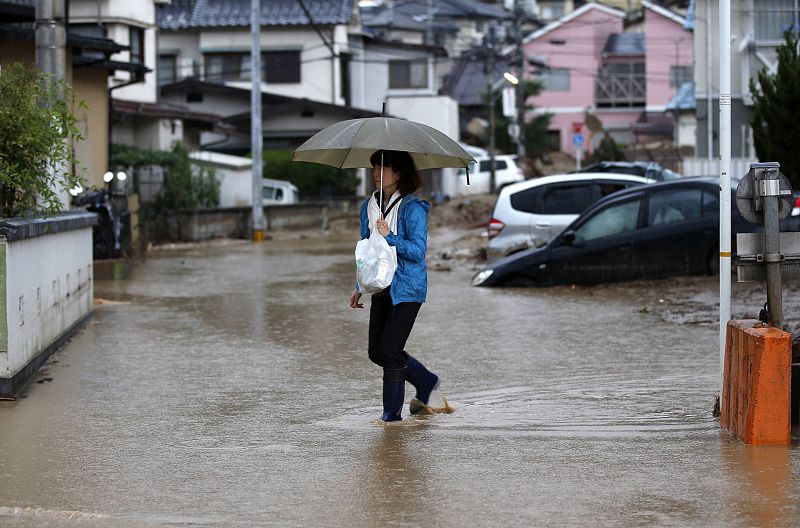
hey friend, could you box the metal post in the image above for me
[514,0,526,159]
[759,165,784,329]
[251,0,265,241]
[486,28,497,193]
[706,0,713,160]
[719,0,732,396]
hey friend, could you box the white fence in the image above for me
[0,212,95,397]
[681,157,756,179]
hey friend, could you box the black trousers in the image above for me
[368,290,421,370]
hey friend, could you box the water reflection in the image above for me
[356,427,430,525]
[720,438,795,527]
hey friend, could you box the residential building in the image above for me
[157,0,358,106]
[0,0,145,191]
[691,0,792,160]
[522,1,692,155]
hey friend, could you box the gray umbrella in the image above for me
[293,117,474,171]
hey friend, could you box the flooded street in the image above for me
[1,231,800,527]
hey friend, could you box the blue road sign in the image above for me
[572,134,584,147]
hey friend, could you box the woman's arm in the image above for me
[385,202,427,262]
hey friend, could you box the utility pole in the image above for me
[514,0,526,159]
[485,27,497,193]
[251,0,265,241]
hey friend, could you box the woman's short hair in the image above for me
[369,150,422,195]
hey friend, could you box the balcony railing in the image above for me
[595,71,646,108]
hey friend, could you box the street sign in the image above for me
[736,164,792,224]
[572,134,584,147]
[502,87,516,118]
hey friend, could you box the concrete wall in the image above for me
[72,68,110,189]
[166,204,329,241]
[0,213,95,396]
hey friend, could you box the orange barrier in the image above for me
[721,320,791,445]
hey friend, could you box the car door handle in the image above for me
[535,222,551,228]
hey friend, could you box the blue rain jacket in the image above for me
[359,194,430,305]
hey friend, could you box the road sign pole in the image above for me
[576,146,581,171]
[760,165,784,329]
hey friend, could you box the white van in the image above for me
[455,155,524,196]
[262,178,299,205]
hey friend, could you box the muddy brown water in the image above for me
[1,231,799,527]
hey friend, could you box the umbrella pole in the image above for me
[380,151,384,217]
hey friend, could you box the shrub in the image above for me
[0,63,84,218]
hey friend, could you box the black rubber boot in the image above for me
[406,355,440,415]
[381,367,406,422]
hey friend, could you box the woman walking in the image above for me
[348,150,442,422]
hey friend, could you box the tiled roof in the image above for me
[158,0,354,30]
[441,51,510,107]
[665,81,695,111]
[603,32,645,56]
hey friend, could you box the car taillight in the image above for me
[794,196,800,208]
[487,218,505,239]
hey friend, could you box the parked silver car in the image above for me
[486,173,653,262]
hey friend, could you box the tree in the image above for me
[490,79,553,158]
[0,62,84,218]
[750,30,800,187]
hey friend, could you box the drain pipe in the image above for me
[36,0,68,208]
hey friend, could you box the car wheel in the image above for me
[707,246,720,275]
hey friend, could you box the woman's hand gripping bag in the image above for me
[355,228,397,294]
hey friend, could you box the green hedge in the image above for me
[264,150,358,197]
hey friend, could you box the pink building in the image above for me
[522,1,692,156]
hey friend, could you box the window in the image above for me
[510,187,544,214]
[598,183,633,198]
[389,60,428,89]
[264,50,301,83]
[647,188,702,227]
[702,190,719,216]
[205,53,246,80]
[159,55,176,86]
[129,27,144,65]
[479,159,507,172]
[536,68,570,91]
[669,65,693,88]
[575,200,641,243]
[204,51,301,83]
[541,185,595,215]
[755,0,796,40]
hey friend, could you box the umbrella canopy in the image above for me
[293,117,474,170]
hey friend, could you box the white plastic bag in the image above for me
[355,229,397,294]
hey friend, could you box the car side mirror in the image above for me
[562,230,577,246]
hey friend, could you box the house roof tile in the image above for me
[158,0,354,30]
[665,81,695,111]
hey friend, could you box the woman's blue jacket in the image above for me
[359,194,430,305]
